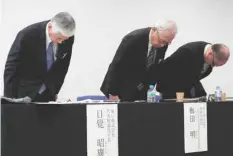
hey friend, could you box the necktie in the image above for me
[38,42,54,94]
[147,47,157,69]
[136,47,157,91]
[47,42,54,70]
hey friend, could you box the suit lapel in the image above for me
[155,46,167,64]
[38,22,48,73]
[56,41,70,60]
[141,28,151,67]
[56,44,65,60]
[202,66,213,79]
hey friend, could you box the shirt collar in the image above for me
[148,28,153,50]
[46,22,52,48]
[204,44,212,55]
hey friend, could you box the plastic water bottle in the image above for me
[147,85,156,103]
[155,91,162,102]
[215,86,222,102]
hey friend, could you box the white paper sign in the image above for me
[184,102,208,153]
[87,104,118,156]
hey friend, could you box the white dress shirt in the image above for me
[46,23,58,60]
[147,29,153,57]
[201,44,212,75]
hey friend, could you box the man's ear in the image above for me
[48,23,52,28]
[48,23,53,33]
[207,49,214,57]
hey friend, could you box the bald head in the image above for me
[207,43,230,67]
[212,44,230,61]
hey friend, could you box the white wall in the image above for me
[0,0,2,23]
[0,0,3,94]
[1,0,233,99]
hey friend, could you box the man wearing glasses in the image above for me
[101,20,178,101]
[156,41,230,99]
[4,12,76,102]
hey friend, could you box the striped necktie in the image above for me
[147,47,157,69]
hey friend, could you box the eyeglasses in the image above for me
[156,30,171,45]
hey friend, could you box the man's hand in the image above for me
[109,95,120,101]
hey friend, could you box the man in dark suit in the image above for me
[4,12,76,102]
[156,41,230,99]
[100,20,178,101]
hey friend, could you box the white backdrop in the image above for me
[0,0,232,99]
[0,0,3,94]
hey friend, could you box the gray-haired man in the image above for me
[100,20,178,101]
[4,12,76,102]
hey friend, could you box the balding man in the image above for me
[101,20,178,101]
[156,41,230,99]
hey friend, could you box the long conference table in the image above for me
[1,99,233,156]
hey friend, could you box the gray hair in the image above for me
[50,12,76,37]
[154,20,178,35]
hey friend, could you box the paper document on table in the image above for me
[77,99,119,104]
[87,104,119,156]
[184,102,208,153]
[164,96,206,102]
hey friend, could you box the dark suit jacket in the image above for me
[100,28,168,101]
[156,41,212,99]
[4,21,74,99]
